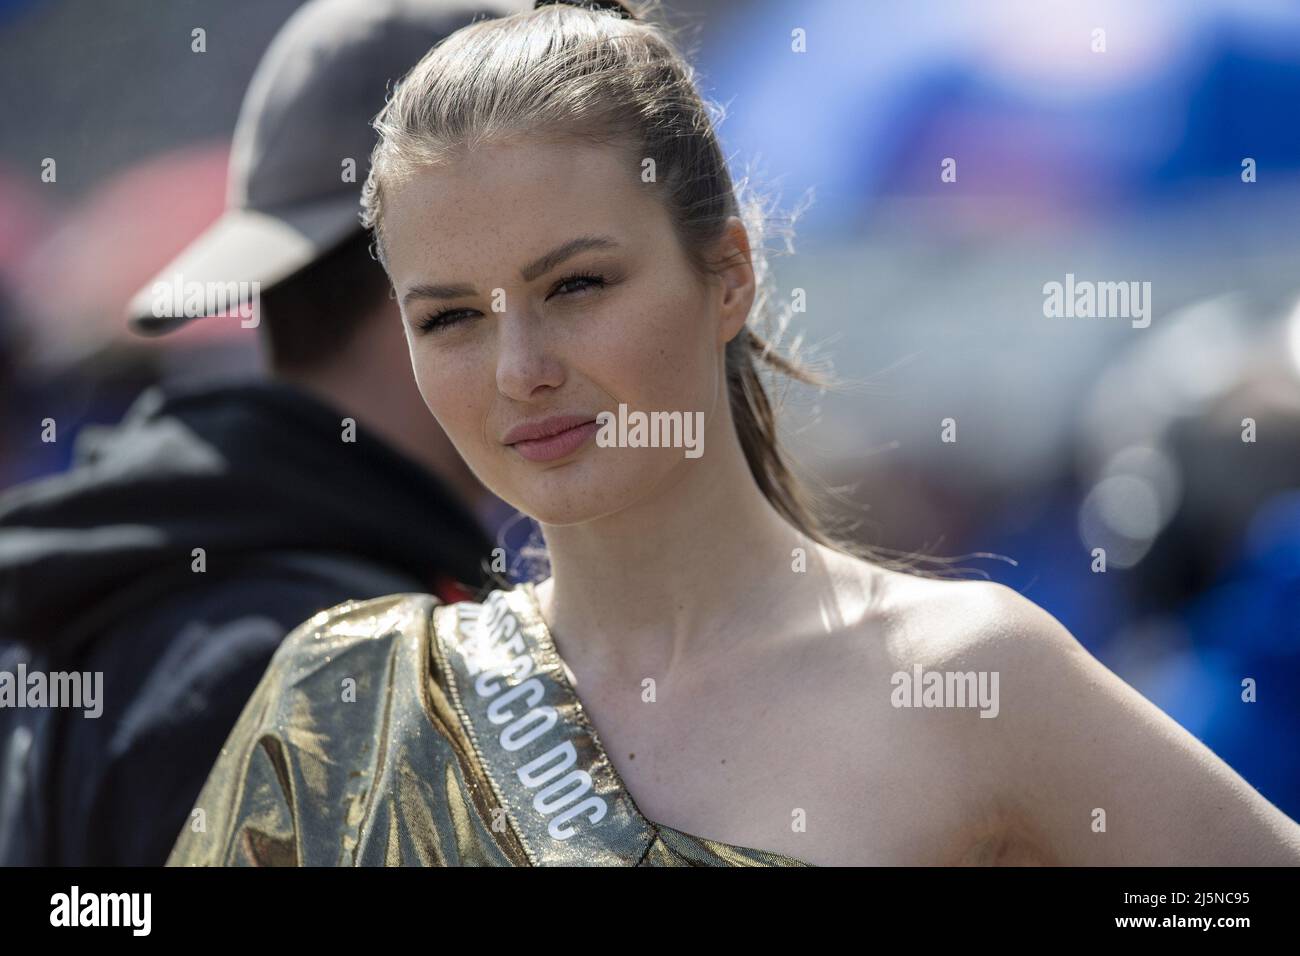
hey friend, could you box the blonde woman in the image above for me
[168,0,1300,867]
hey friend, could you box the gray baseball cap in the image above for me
[127,0,522,336]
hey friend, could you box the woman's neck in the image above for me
[533,425,823,687]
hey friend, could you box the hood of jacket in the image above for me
[0,376,493,641]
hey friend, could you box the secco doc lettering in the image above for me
[459,597,609,840]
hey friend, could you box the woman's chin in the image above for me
[514,487,626,527]
[503,458,657,527]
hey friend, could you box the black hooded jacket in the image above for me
[0,377,493,865]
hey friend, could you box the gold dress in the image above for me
[166,583,814,867]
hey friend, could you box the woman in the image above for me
[167,0,1300,866]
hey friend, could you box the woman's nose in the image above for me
[494,306,565,401]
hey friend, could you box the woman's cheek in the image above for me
[410,352,443,413]
[599,309,675,384]
[414,350,472,433]
[645,333,711,411]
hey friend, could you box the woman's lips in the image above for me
[509,419,599,462]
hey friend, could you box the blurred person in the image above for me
[0,278,22,489]
[169,0,1300,866]
[974,294,1300,827]
[1120,324,1300,821]
[0,0,521,866]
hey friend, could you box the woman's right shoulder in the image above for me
[168,590,474,866]
[221,592,462,732]
[228,591,444,735]
[268,583,537,683]
[269,591,440,675]
[261,589,502,704]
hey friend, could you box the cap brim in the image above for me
[125,193,366,336]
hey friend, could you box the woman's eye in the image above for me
[415,309,474,334]
[414,272,607,334]
[550,273,606,298]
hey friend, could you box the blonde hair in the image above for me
[361,0,965,578]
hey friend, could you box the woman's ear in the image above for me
[714,216,756,346]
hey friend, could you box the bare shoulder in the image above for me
[866,563,1060,650]
[837,562,1300,865]
[814,550,1067,670]
[788,555,1069,862]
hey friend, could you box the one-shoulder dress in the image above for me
[166,583,814,867]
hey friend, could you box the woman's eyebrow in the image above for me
[520,235,619,282]
[401,235,620,306]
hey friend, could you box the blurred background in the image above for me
[1,0,1297,820]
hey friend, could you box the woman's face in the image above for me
[381,137,752,525]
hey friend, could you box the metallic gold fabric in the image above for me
[166,584,814,866]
